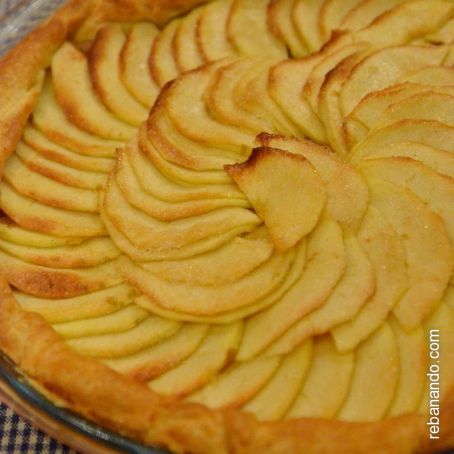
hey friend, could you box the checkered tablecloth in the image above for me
[0,403,77,453]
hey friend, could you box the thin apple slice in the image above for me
[0,250,122,298]
[292,0,325,52]
[339,45,448,117]
[123,248,293,316]
[351,1,453,49]
[67,315,180,358]
[349,120,454,163]
[268,57,326,142]
[267,0,308,57]
[361,156,454,287]
[115,150,245,221]
[265,231,374,355]
[0,218,83,248]
[23,126,113,173]
[148,322,243,398]
[345,84,454,145]
[15,141,107,190]
[227,0,287,58]
[100,199,258,263]
[244,341,313,420]
[133,238,306,324]
[319,0,364,41]
[120,23,160,107]
[172,7,205,73]
[196,0,236,61]
[226,147,327,251]
[341,0,408,31]
[332,205,407,352]
[373,92,454,129]
[88,25,149,126]
[257,134,369,230]
[287,336,354,419]
[233,63,301,136]
[54,305,149,339]
[0,181,106,238]
[361,142,454,179]
[425,17,454,44]
[0,236,119,269]
[399,65,454,86]
[51,43,135,140]
[127,138,246,203]
[318,50,367,154]
[33,77,121,157]
[148,102,242,170]
[149,19,180,87]
[366,179,452,329]
[303,43,367,113]
[338,322,399,421]
[103,178,260,252]
[206,58,276,133]
[15,283,135,323]
[139,128,233,185]
[2,154,99,213]
[104,215,257,264]
[104,324,209,382]
[237,217,346,360]
[164,64,255,152]
[346,83,422,129]
[444,45,454,66]
[387,318,427,417]
[142,227,273,286]
[359,157,454,250]
[186,355,281,408]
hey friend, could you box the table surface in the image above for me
[0,402,77,454]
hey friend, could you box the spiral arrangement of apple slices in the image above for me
[0,0,453,423]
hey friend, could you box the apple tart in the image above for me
[0,0,454,452]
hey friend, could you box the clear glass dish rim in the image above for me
[0,353,167,454]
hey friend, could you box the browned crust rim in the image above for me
[0,1,453,453]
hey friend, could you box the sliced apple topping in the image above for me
[287,335,354,419]
[238,217,346,360]
[148,323,243,398]
[268,0,309,57]
[226,147,327,251]
[197,0,237,61]
[256,133,369,230]
[292,0,325,53]
[227,0,287,58]
[338,322,399,422]
[244,341,313,420]
[339,45,448,118]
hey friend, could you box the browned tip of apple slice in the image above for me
[225,147,327,252]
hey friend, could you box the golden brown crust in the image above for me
[0,1,454,453]
[0,0,92,174]
[2,275,454,453]
[74,0,210,41]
